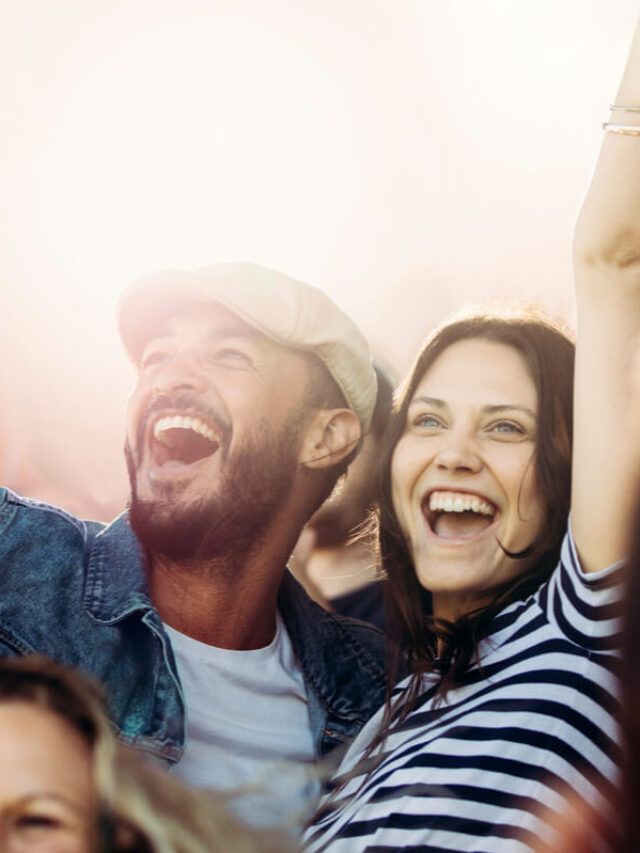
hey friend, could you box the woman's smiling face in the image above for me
[390,337,546,621]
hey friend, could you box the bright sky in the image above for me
[0,0,637,517]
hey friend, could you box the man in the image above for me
[0,263,385,821]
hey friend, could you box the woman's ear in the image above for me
[299,409,362,470]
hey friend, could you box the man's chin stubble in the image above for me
[124,428,300,564]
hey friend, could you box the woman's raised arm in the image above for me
[572,15,640,573]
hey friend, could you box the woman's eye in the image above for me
[412,413,443,429]
[15,814,61,831]
[489,420,525,436]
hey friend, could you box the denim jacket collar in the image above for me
[278,572,385,727]
[84,513,154,624]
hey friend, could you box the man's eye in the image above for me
[140,351,169,369]
[214,348,251,365]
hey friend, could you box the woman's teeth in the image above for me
[428,491,495,517]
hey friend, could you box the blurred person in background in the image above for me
[305,11,640,849]
[0,264,385,830]
[0,655,292,853]
[292,365,394,631]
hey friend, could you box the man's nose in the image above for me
[434,430,482,474]
[152,352,209,396]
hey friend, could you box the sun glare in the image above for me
[0,0,637,516]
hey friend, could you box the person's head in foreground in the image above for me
[118,262,376,569]
[0,655,109,852]
[0,655,292,853]
[379,305,575,693]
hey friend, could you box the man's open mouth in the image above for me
[148,414,220,468]
[423,490,497,540]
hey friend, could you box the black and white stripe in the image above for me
[304,529,622,852]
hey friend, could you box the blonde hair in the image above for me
[103,747,293,853]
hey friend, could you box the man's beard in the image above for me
[126,415,303,564]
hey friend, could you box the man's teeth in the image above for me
[153,415,217,443]
[428,491,495,516]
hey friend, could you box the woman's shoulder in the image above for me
[536,524,623,653]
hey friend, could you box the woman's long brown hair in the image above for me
[376,307,576,739]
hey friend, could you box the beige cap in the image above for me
[117,262,376,430]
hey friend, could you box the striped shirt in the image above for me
[304,529,622,852]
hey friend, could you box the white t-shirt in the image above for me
[165,615,320,827]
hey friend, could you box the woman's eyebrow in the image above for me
[482,403,537,419]
[409,398,537,420]
[409,396,447,409]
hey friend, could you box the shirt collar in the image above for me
[84,512,154,623]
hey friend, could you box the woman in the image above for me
[304,17,640,853]
[0,655,291,852]
[0,655,111,851]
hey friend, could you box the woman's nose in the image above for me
[434,431,483,474]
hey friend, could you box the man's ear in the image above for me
[298,409,362,470]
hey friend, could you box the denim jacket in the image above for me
[0,487,386,763]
